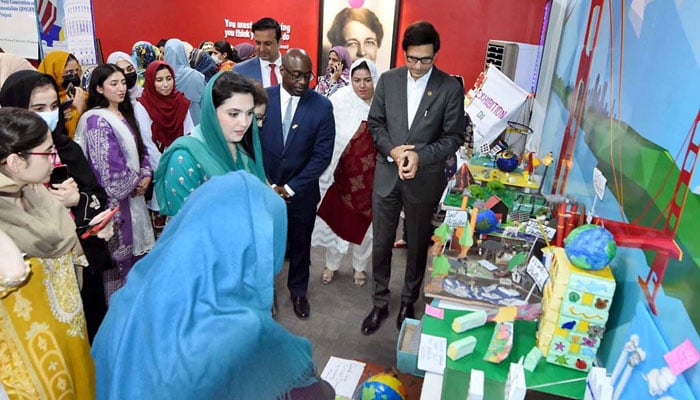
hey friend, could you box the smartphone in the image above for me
[49,165,69,186]
[80,207,119,240]
[65,82,76,98]
[61,98,74,111]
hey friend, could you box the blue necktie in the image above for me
[282,97,293,144]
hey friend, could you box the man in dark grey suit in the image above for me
[362,21,465,335]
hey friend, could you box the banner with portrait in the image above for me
[318,0,401,75]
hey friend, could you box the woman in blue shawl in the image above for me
[164,38,206,124]
[91,172,334,399]
[154,71,267,216]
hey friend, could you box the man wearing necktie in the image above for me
[234,17,283,87]
[260,48,335,319]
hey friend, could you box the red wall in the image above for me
[93,0,546,88]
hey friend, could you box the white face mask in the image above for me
[35,109,59,132]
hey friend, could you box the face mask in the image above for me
[61,74,81,90]
[36,109,59,131]
[125,71,138,89]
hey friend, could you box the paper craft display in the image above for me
[484,321,514,363]
[452,310,487,333]
[536,247,616,371]
[523,346,543,372]
[448,336,477,361]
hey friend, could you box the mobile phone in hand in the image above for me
[61,98,74,111]
[66,82,76,98]
[80,207,119,240]
[49,165,69,187]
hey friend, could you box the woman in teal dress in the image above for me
[154,71,266,216]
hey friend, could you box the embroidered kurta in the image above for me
[0,254,95,399]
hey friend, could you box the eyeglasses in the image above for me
[406,55,434,65]
[282,64,314,82]
[255,113,266,122]
[21,145,59,164]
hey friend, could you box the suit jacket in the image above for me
[233,57,263,83]
[261,86,335,202]
[368,66,465,202]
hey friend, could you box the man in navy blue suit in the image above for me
[261,48,335,319]
[233,17,283,87]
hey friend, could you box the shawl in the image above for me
[163,39,205,105]
[92,172,317,399]
[0,53,35,88]
[131,41,160,87]
[106,51,143,103]
[0,173,80,258]
[137,61,190,151]
[316,58,379,244]
[155,71,266,197]
[74,109,153,256]
[189,49,217,82]
[38,50,82,138]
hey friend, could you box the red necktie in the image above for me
[270,64,278,86]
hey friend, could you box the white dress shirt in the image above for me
[406,67,433,128]
[260,57,282,88]
[273,86,300,196]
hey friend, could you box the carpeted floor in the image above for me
[274,244,426,373]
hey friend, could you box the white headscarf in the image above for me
[107,51,143,105]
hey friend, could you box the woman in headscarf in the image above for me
[0,52,34,87]
[75,64,155,301]
[107,51,142,107]
[92,172,334,400]
[155,71,266,217]
[188,48,218,82]
[164,38,206,124]
[0,108,95,399]
[0,70,113,340]
[312,58,378,286]
[37,50,87,138]
[234,42,256,62]
[134,60,193,226]
[131,41,161,88]
[315,46,352,97]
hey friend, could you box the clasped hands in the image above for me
[273,185,291,200]
[390,145,419,180]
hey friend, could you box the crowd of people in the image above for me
[0,16,464,399]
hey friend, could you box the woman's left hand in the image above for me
[48,178,80,207]
[132,176,152,197]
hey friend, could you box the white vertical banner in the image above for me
[0,0,40,59]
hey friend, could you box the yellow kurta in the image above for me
[0,253,95,399]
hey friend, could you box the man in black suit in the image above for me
[260,49,335,319]
[362,21,465,335]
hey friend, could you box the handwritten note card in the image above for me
[320,356,366,399]
[418,334,447,374]
[526,256,549,291]
[593,167,607,200]
[664,338,700,376]
[445,210,469,227]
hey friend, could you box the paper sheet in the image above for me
[418,333,447,374]
[320,356,366,399]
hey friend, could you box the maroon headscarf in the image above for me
[138,61,191,151]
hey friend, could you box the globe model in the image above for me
[358,373,407,400]
[496,151,519,172]
[564,224,617,270]
[475,209,498,234]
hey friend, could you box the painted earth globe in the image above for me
[564,224,617,271]
[475,209,498,234]
[496,151,519,172]
[358,373,407,400]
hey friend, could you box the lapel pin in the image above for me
[292,124,298,130]
[427,91,433,97]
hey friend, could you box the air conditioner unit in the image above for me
[485,40,540,93]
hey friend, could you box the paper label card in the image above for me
[526,256,549,291]
[320,356,366,399]
[664,338,700,376]
[525,220,556,240]
[425,304,445,320]
[445,210,469,227]
[418,334,447,374]
[593,167,607,200]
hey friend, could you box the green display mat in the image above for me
[422,309,586,399]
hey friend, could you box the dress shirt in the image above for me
[260,57,282,87]
[272,86,300,196]
[406,67,433,128]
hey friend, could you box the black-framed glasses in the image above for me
[282,64,315,82]
[21,145,59,164]
[406,55,434,65]
[255,113,266,122]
